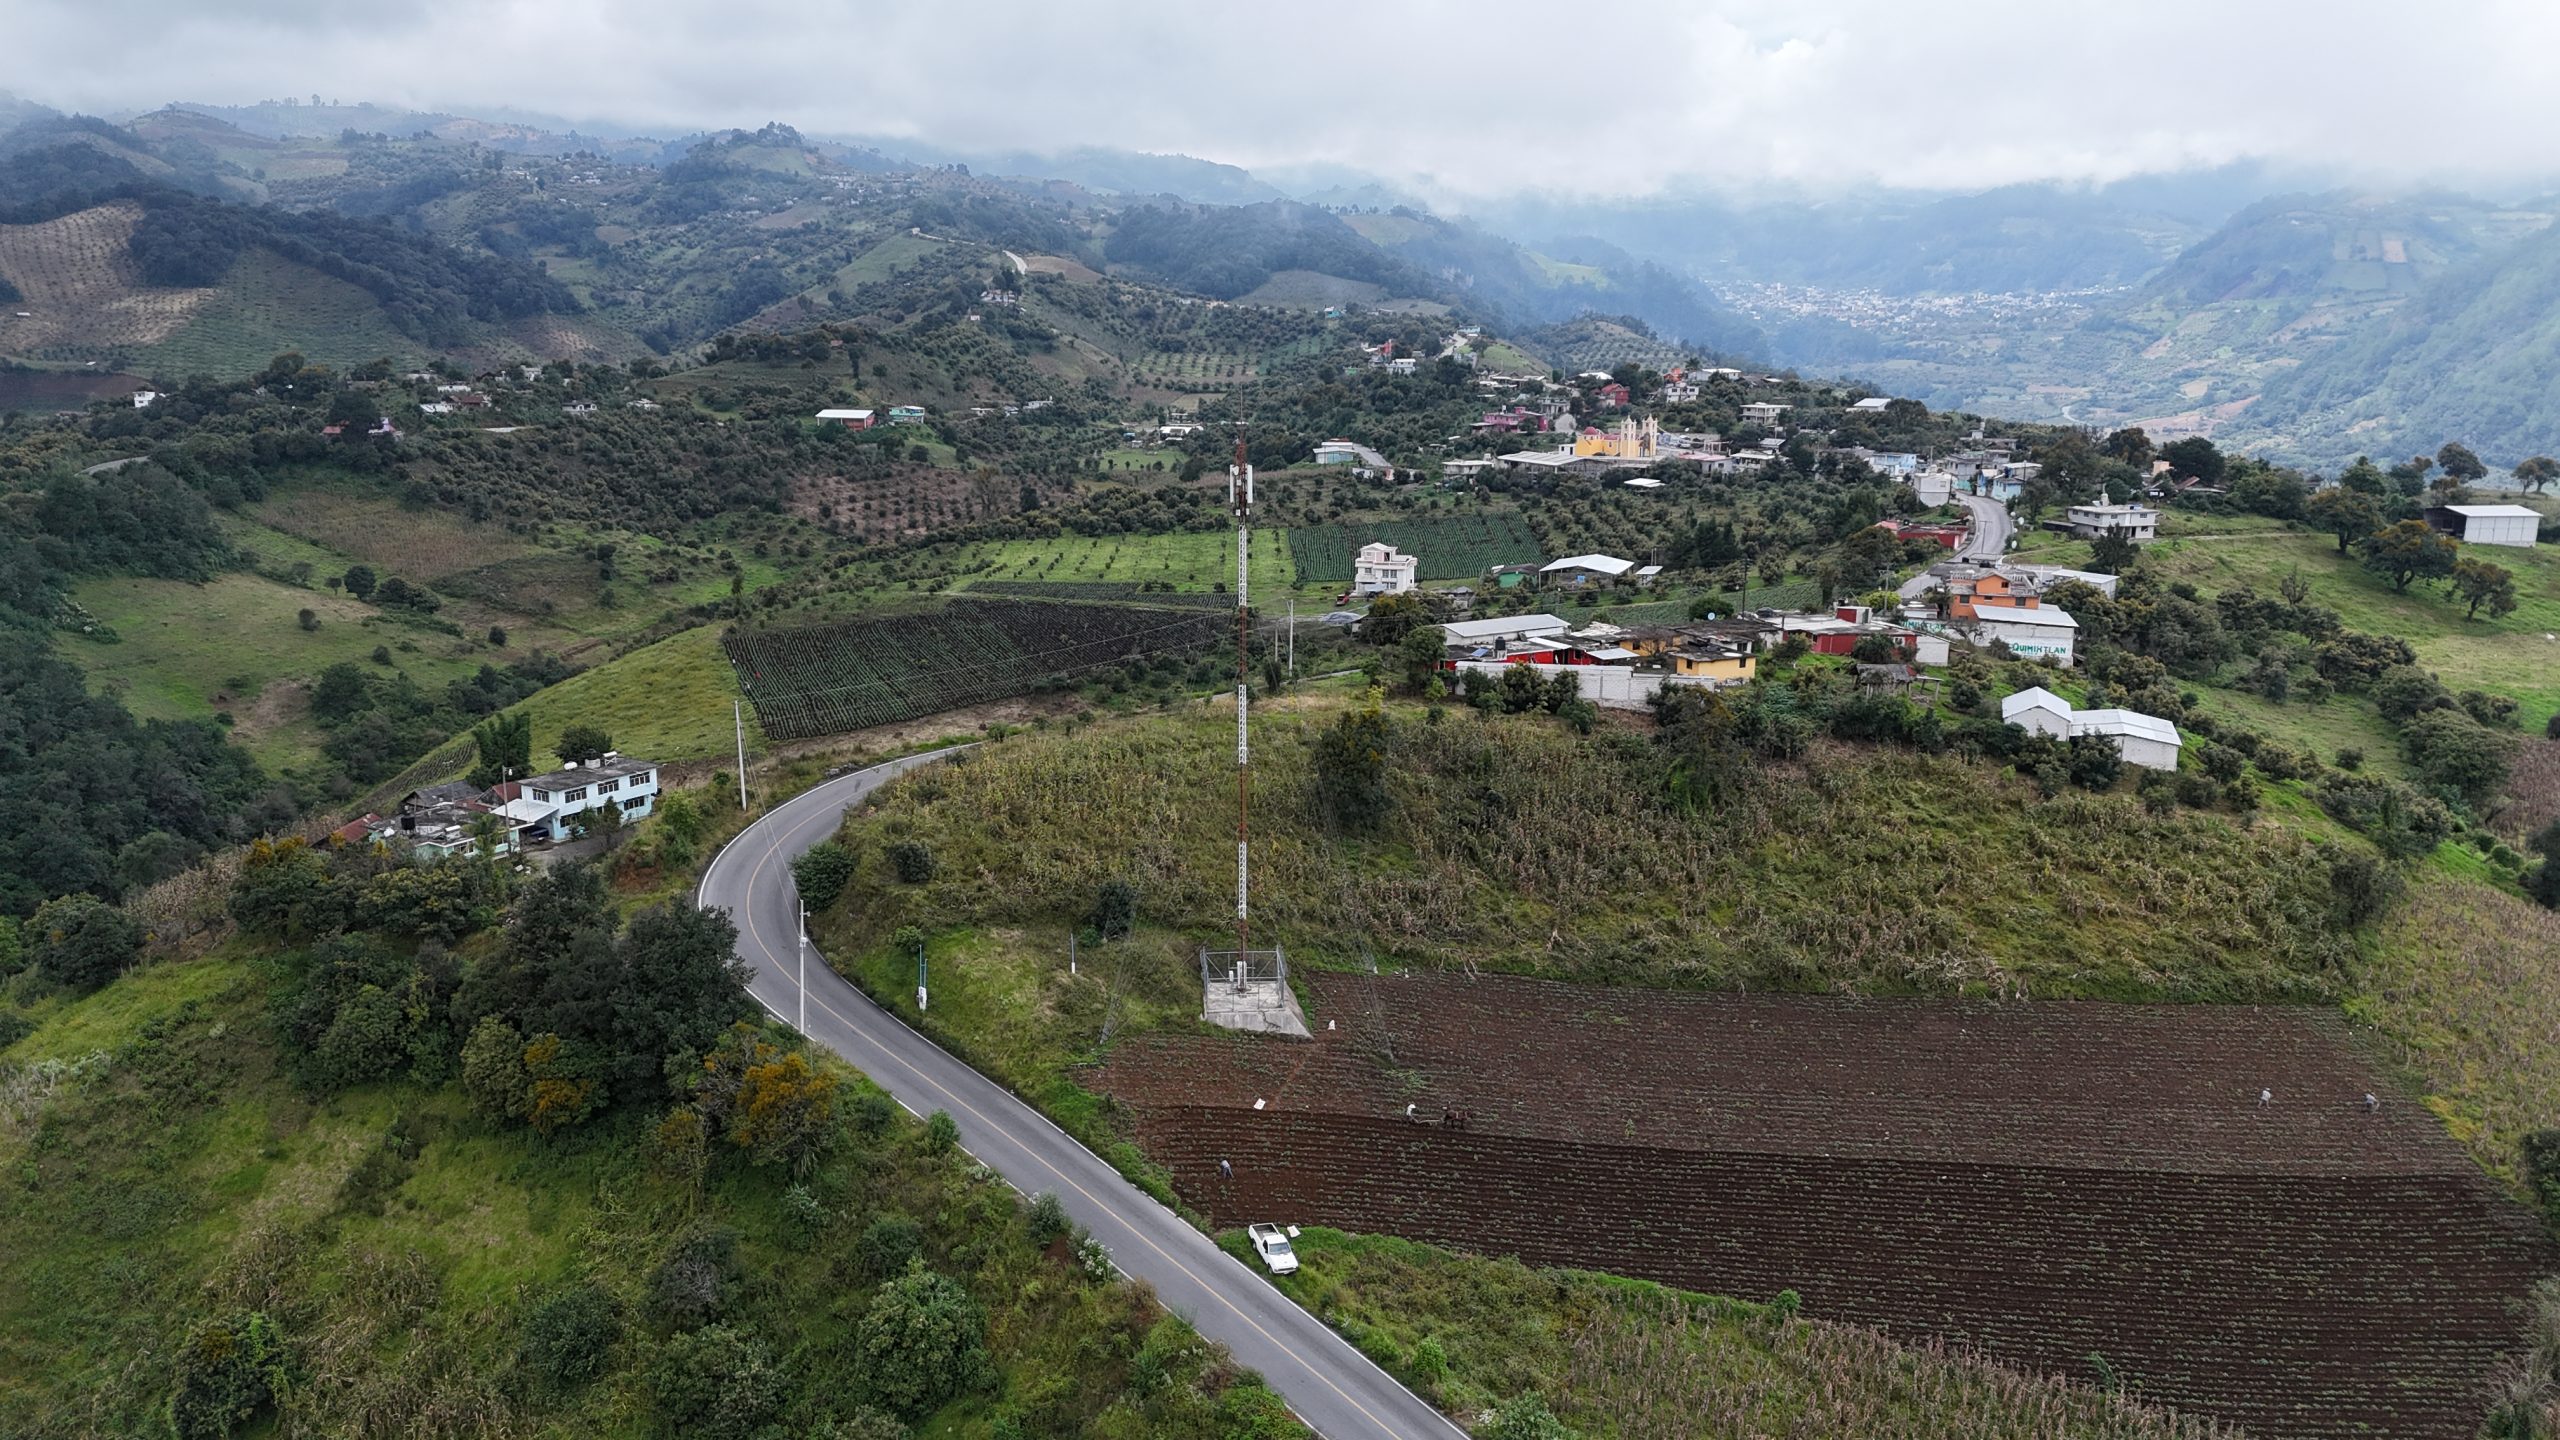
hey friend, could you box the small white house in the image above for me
[2000,687,2183,771]
[1539,553,1636,586]
[2062,503,2160,542]
[131,389,160,409]
[497,755,660,844]
[2000,686,2077,740]
[1740,402,1791,427]
[1850,396,1894,411]
[2427,504,2540,548]
[1352,541,1418,597]
[1968,601,2078,665]
[1662,380,1700,402]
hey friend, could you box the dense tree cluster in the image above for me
[0,467,288,914]
[1105,201,1431,301]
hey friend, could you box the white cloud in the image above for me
[13,0,2558,198]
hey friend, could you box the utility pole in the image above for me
[732,699,749,812]
[1229,429,1253,960]
[1287,594,1295,679]
[796,901,808,1034]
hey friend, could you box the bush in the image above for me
[648,1225,739,1329]
[2327,851,2403,928]
[1089,878,1136,940]
[0,1011,34,1053]
[2252,742,2317,782]
[1411,1335,1449,1385]
[2372,665,2450,722]
[792,841,858,910]
[2523,1131,2560,1223]
[1026,1191,1071,1247]
[888,841,936,884]
[858,1214,925,1279]
[1484,1393,1575,1440]
[29,894,143,992]
[2402,708,2517,807]
[647,1324,781,1440]
[1311,689,1393,832]
[923,1109,959,1154]
[2335,747,2363,771]
[167,1311,292,1440]
[2064,734,2123,792]
[813,1406,910,1440]
[521,1283,623,1392]
[855,1265,989,1417]
[782,1184,829,1245]
[460,1016,530,1121]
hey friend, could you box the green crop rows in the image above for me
[723,599,1229,739]
[1289,513,1545,585]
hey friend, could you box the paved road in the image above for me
[1898,487,2014,599]
[697,752,1465,1440]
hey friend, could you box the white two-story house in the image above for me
[498,754,661,844]
[1352,541,1419,596]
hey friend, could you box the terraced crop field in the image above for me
[723,599,1228,738]
[1094,973,2555,1440]
[0,201,215,361]
[1128,335,1331,392]
[1288,512,1544,584]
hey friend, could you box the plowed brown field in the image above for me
[1094,974,2555,1439]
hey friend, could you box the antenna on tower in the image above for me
[1196,423,1301,1036]
[1228,424,1253,960]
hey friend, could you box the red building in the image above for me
[1597,382,1631,408]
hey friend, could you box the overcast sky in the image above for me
[13,0,2558,199]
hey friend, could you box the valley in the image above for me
[3,72,2560,1440]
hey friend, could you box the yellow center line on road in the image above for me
[728,799,1443,1440]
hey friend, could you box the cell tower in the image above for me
[1196,430,1306,1037]
[1228,429,1253,957]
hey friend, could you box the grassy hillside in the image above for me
[64,570,499,772]
[1240,1229,2231,1439]
[2142,520,2560,730]
[815,690,2349,1003]
[380,623,767,796]
[809,683,2560,1194]
[0,946,1298,1438]
[2359,864,2560,1185]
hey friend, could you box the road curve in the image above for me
[1899,487,2015,599]
[697,751,1466,1440]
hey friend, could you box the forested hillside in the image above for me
[0,124,577,357]
[0,847,1301,1437]
[0,466,293,912]
[2256,216,2560,464]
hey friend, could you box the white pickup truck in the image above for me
[1246,1223,1299,1275]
